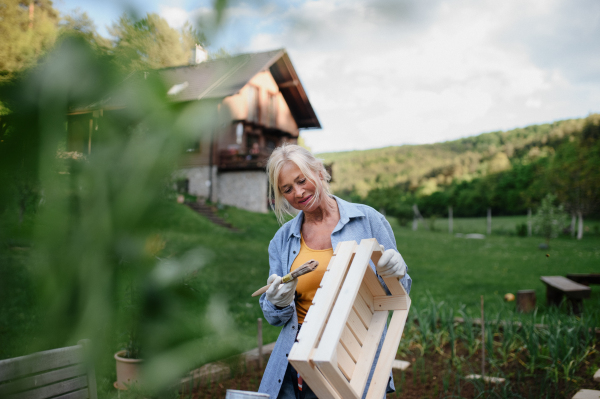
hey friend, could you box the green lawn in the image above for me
[387,217,600,315]
[2,202,599,396]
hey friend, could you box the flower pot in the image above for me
[114,350,143,390]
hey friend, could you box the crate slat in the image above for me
[350,311,388,395]
[365,309,409,399]
[373,295,408,311]
[340,326,361,363]
[358,282,374,312]
[346,309,368,345]
[290,356,342,399]
[336,343,355,381]
[363,264,386,297]
[315,353,360,399]
[353,292,373,328]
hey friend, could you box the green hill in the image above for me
[320,118,586,197]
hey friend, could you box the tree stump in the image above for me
[516,290,536,313]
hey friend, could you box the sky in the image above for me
[53,0,600,153]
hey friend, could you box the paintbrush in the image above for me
[251,260,319,297]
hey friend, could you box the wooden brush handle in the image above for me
[251,260,318,297]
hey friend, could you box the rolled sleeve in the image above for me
[259,294,295,326]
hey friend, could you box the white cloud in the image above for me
[159,0,600,153]
[159,5,190,29]
[53,1,600,153]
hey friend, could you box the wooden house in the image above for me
[67,49,321,213]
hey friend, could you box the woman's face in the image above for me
[278,161,319,211]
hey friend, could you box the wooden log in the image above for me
[516,290,536,313]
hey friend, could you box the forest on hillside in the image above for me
[320,115,600,224]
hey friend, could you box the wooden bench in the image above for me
[540,276,591,314]
[0,340,97,399]
[567,273,600,286]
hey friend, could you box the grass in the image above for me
[2,201,599,397]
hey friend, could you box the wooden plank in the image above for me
[382,275,407,296]
[289,241,357,362]
[0,346,82,383]
[352,292,373,329]
[365,309,410,399]
[9,376,87,399]
[567,274,600,286]
[54,388,89,399]
[363,264,386,297]
[358,282,374,312]
[316,355,360,399]
[346,308,368,345]
[373,295,408,311]
[540,276,591,299]
[369,244,384,267]
[336,343,355,381]
[0,365,86,396]
[340,326,361,363]
[289,357,342,399]
[350,311,388,396]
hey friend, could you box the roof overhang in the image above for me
[269,52,321,129]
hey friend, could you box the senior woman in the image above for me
[258,144,412,399]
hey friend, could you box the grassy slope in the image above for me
[319,117,586,195]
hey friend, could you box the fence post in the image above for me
[257,318,263,369]
[481,295,485,381]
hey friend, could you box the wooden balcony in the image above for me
[218,148,272,171]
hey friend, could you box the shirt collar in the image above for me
[288,196,365,239]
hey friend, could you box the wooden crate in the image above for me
[288,238,411,399]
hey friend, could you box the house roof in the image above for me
[158,49,321,129]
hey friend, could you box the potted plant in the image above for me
[114,271,145,390]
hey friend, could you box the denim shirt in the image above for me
[258,196,412,399]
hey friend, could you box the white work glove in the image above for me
[377,249,406,278]
[265,274,298,308]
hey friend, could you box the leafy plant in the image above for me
[533,193,568,245]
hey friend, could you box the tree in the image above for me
[108,13,205,72]
[0,0,59,82]
[533,194,567,246]
[547,114,600,239]
[58,8,111,51]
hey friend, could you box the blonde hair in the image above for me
[267,143,332,224]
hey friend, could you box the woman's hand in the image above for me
[265,274,297,308]
[377,249,406,278]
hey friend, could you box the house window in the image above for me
[247,86,259,123]
[267,93,277,127]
